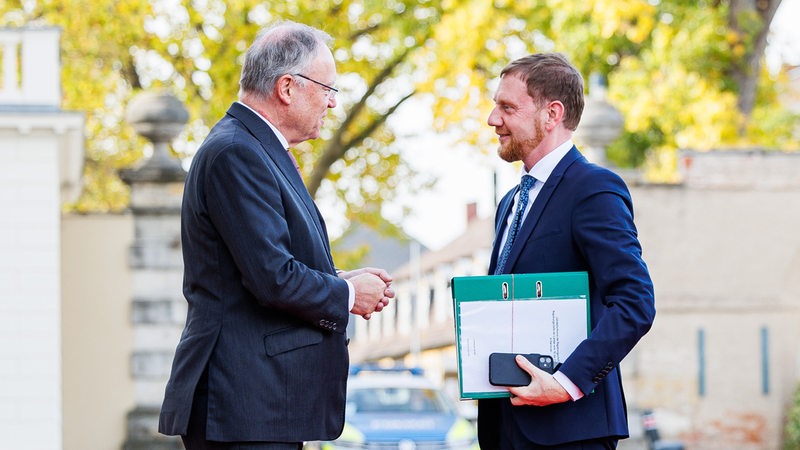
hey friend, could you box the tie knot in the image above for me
[520,175,536,191]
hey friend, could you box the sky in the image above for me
[385,0,800,251]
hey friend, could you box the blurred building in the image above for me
[0,27,85,450]
[347,203,492,400]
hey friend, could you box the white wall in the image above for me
[0,131,63,450]
[0,26,83,450]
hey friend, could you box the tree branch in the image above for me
[306,45,416,196]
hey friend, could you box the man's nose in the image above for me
[487,108,501,126]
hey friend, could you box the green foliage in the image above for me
[331,243,371,274]
[0,0,440,225]
[786,382,800,449]
[606,129,660,169]
[423,0,798,180]
[1,0,797,223]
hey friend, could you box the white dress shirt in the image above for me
[497,139,584,401]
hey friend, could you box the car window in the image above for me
[348,387,449,413]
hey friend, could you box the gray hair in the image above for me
[238,21,332,100]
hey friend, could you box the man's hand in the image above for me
[507,354,571,406]
[338,267,392,285]
[346,268,394,319]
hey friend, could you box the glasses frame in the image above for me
[293,73,339,99]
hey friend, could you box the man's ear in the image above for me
[545,101,565,129]
[275,74,294,105]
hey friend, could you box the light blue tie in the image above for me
[495,175,536,274]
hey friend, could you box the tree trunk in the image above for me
[727,0,782,125]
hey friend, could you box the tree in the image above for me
[421,0,798,179]
[1,0,796,227]
[1,0,447,230]
[604,0,798,178]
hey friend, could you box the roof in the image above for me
[393,216,494,279]
[335,222,426,272]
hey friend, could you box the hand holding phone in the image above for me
[488,352,556,387]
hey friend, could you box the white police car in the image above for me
[313,365,478,450]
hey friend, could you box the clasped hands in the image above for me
[339,267,394,320]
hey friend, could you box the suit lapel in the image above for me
[501,146,583,272]
[227,103,306,190]
[226,103,334,269]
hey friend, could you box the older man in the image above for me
[159,21,394,449]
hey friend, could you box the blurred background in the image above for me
[1,0,799,449]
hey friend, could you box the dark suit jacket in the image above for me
[159,102,351,442]
[478,147,656,447]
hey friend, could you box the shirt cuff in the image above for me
[552,371,584,401]
[345,279,355,312]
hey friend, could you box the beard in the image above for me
[497,119,545,163]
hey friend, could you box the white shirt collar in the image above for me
[237,101,290,149]
[523,139,573,182]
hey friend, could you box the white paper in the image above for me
[458,298,588,396]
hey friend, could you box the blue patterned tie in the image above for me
[495,175,536,274]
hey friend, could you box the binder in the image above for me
[451,271,590,399]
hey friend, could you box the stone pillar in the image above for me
[574,73,624,167]
[120,91,188,450]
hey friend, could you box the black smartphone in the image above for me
[488,353,556,386]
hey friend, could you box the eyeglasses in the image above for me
[293,73,338,100]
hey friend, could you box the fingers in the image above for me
[377,270,392,284]
[507,356,570,407]
[361,267,393,284]
[374,295,391,312]
[509,392,526,406]
[375,285,393,312]
[350,272,393,319]
[345,268,394,320]
[341,268,394,287]
[516,354,537,376]
[506,355,538,404]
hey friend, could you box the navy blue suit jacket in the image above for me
[477,147,656,447]
[159,103,351,442]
